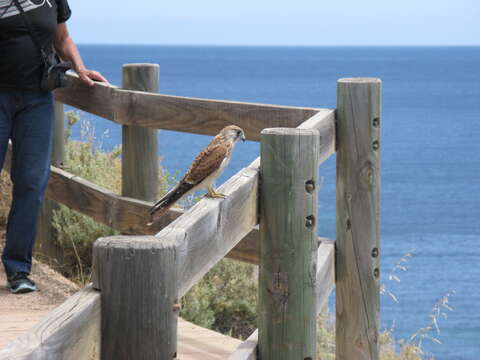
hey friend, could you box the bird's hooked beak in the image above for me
[242,133,246,142]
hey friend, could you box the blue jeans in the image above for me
[0,91,54,277]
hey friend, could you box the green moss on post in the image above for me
[258,128,320,360]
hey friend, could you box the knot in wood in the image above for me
[305,180,315,194]
[267,271,289,305]
[305,215,316,229]
[360,161,377,188]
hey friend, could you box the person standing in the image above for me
[0,0,107,293]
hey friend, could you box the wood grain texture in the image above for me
[54,73,323,141]
[51,101,65,167]
[92,236,178,360]
[54,74,117,121]
[258,128,320,360]
[336,78,381,360]
[225,227,259,264]
[229,239,335,360]
[297,108,336,164]
[0,285,100,360]
[228,330,258,360]
[157,158,259,297]
[315,239,335,313]
[121,64,160,202]
[44,165,182,235]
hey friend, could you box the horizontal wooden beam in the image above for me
[315,239,336,312]
[297,109,336,164]
[228,240,335,360]
[54,73,325,141]
[0,285,100,360]
[156,158,260,297]
[45,166,181,235]
[229,329,258,360]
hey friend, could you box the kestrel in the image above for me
[149,125,246,222]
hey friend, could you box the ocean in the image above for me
[72,45,480,359]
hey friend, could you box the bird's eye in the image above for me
[236,130,241,136]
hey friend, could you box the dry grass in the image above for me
[0,170,12,228]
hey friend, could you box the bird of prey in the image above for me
[149,125,246,222]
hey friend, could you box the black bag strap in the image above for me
[12,0,49,63]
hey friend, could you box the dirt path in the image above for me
[0,232,242,358]
[0,231,80,349]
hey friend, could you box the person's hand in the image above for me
[77,68,109,87]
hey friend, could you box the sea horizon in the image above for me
[76,43,480,48]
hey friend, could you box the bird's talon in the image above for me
[206,191,226,199]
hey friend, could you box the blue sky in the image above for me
[68,0,479,46]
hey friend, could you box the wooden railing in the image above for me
[0,65,381,360]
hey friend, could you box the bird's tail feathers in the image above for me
[149,181,194,218]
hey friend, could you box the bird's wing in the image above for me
[183,142,231,185]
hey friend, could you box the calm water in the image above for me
[73,45,480,359]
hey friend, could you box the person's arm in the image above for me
[54,23,108,86]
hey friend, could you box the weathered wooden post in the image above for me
[258,128,320,360]
[336,78,381,360]
[36,101,65,264]
[121,63,160,201]
[93,236,178,360]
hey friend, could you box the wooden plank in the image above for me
[258,128,320,360]
[297,109,336,164]
[225,227,259,264]
[336,78,381,360]
[229,239,335,360]
[44,166,181,235]
[55,73,322,141]
[0,310,54,350]
[54,74,117,121]
[156,158,259,297]
[228,330,258,360]
[315,239,335,313]
[92,236,178,360]
[121,64,160,202]
[0,285,100,360]
[113,90,320,142]
[178,319,241,360]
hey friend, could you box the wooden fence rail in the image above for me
[54,73,324,141]
[0,63,381,360]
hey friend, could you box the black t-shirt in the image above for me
[0,0,72,91]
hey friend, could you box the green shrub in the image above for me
[181,258,258,339]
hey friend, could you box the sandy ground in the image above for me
[0,231,79,309]
[0,230,80,349]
